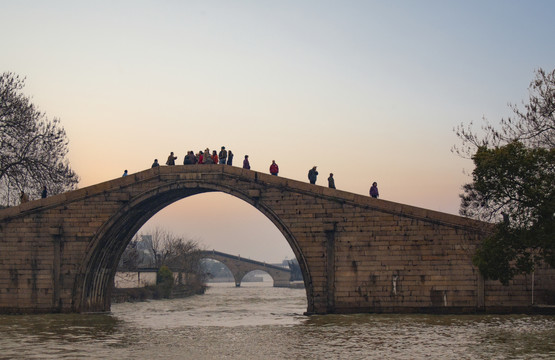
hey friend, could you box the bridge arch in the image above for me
[3,165,551,315]
[199,250,292,288]
[73,176,313,313]
[240,270,272,286]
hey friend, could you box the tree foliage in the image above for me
[454,68,555,284]
[143,227,204,272]
[119,227,206,282]
[156,265,174,298]
[0,72,78,205]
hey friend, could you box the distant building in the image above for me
[136,235,155,267]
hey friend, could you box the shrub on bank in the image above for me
[111,281,207,303]
[157,265,174,298]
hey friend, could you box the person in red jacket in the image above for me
[269,160,279,176]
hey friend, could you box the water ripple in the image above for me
[0,284,553,359]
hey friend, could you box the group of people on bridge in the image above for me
[158,146,234,166]
[306,166,378,198]
[123,146,379,200]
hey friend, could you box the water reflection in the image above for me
[1,313,119,341]
[0,284,553,359]
[0,313,124,359]
[299,313,555,360]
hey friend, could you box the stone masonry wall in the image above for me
[0,165,553,314]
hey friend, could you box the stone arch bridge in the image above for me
[0,165,553,314]
[200,250,291,287]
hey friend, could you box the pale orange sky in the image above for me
[2,1,554,262]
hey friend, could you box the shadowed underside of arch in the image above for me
[1,165,553,314]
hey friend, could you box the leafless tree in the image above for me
[0,72,78,206]
[164,236,205,283]
[146,227,175,268]
[127,227,206,283]
[118,235,141,271]
[453,68,555,158]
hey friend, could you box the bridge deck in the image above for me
[201,250,290,272]
[0,164,485,233]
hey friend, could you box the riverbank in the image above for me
[112,283,207,303]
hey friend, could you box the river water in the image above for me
[1,282,554,359]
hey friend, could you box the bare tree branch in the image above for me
[0,72,79,205]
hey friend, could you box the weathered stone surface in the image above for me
[0,165,553,314]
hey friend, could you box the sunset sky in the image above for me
[2,1,554,263]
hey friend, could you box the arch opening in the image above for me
[73,182,312,313]
[240,270,273,286]
[201,258,235,284]
[198,252,291,288]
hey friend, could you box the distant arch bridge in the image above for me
[200,250,291,287]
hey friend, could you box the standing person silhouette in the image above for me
[219,146,227,164]
[226,150,234,165]
[166,152,177,165]
[269,160,279,175]
[308,166,318,184]
[203,148,213,164]
[20,191,29,204]
[328,173,335,189]
[370,182,379,198]
[243,155,250,169]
